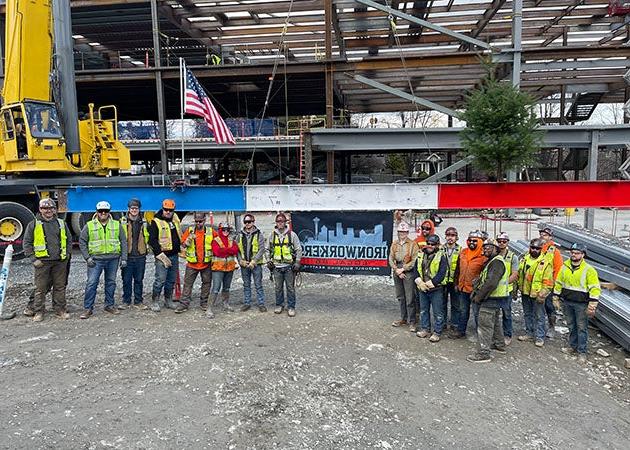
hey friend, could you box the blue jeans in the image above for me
[419,288,445,335]
[212,270,234,294]
[152,254,179,299]
[521,295,546,341]
[84,257,119,310]
[443,283,460,328]
[545,293,556,321]
[121,256,146,304]
[502,296,513,338]
[563,301,589,354]
[242,265,265,306]
[457,291,472,335]
[274,266,296,309]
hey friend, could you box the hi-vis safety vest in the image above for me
[87,219,121,255]
[154,214,181,251]
[416,249,446,285]
[518,252,554,297]
[503,250,517,293]
[211,236,237,271]
[33,218,67,260]
[120,216,149,255]
[444,244,461,283]
[185,226,213,263]
[479,255,510,298]
[238,230,263,263]
[554,259,601,301]
[271,231,294,264]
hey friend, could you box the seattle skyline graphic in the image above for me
[307,217,386,246]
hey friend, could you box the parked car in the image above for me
[351,175,374,183]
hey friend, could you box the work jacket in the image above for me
[518,252,554,298]
[553,259,601,303]
[148,209,182,256]
[23,213,71,261]
[121,215,149,257]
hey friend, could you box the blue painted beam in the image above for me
[66,186,246,212]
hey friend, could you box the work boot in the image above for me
[222,292,234,312]
[240,304,251,312]
[448,330,464,339]
[259,305,267,313]
[104,306,120,315]
[174,303,188,314]
[164,297,176,310]
[546,317,556,338]
[32,312,44,322]
[416,330,430,338]
[79,309,93,319]
[274,305,284,314]
[467,353,492,363]
[491,344,507,353]
[429,333,441,343]
[55,310,70,320]
[535,339,545,347]
[23,307,35,317]
[117,303,130,310]
[287,308,296,317]
[577,354,588,365]
[504,337,512,346]
[200,301,208,311]
[562,347,577,355]
[517,334,533,342]
[150,294,161,312]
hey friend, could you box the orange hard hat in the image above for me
[162,199,176,209]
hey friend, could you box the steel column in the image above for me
[303,132,313,183]
[584,131,600,230]
[151,0,168,177]
[325,0,334,184]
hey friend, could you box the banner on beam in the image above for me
[293,211,393,275]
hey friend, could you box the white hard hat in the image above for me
[397,222,410,232]
[96,201,111,211]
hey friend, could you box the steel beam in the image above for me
[350,74,459,117]
[355,0,492,50]
[151,0,168,176]
[421,155,475,183]
[584,131,599,230]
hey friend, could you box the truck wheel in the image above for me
[0,201,35,260]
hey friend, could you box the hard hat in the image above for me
[530,238,544,248]
[445,227,458,236]
[39,198,55,208]
[128,198,141,208]
[468,230,483,239]
[496,232,510,241]
[162,199,176,209]
[426,234,440,246]
[397,222,410,232]
[275,213,288,222]
[218,222,232,231]
[96,201,111,211]
[482,238,500,249]
[539,226,553,236]
[570,243,587,254]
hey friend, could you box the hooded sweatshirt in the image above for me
[211,228,239,271]
[414,219,435,248]
[454,237,487,293]
[148,209,181,257]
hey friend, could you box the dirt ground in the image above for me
[1,250,629,449]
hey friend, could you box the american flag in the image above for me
[184,68,235,145]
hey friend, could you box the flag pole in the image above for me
[180,57,186,181]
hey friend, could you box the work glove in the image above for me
[239,259,248,268]
[292,263,301,273]
[586,301,598,318]
[425,280,435,290]
[552,295,562,311]
[156,252,172,268]
[415,277,428,292]
[184,235,194,247]
[33,259,44,268]
[535,293,546,304]
[120,260,127,269]
[267,261,276,271]
[86,257,96,268]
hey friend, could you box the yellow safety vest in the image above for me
[185,226,214,263]
[271,231,294,264]
[502,250,518,293]
[444,244,461,283]
[518,253,554,297]
[416,249,446,285]
[238,231,263,263]
[87,219,121,255]
[211,236,237,271]
[154,214,181,251]
[33,218,67,260]
[479,255,510,298]
[554,260,601,300]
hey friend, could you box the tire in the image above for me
[0,201,36,261]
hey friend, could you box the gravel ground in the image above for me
[1,250,629,449]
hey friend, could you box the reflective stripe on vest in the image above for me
[211,236,237,271]
[556,261,590,294]
[503,250,516,293]
[479,255,509,297]
[416,249,445,285]
[272,232,293,264]
[87,219,121,255]
[185,226,213,263]
[238,231,262,263]
[33,218,67,260]
[154,215,181,251]
[445,244,461,283]
[519,253,553,297]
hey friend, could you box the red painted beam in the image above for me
[438,181,630,209]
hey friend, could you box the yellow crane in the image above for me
[0,0,130,175]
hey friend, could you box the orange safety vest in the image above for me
[211,236,237,272]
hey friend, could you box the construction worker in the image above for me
[238,213,267,312]
[22,198,72,322]
[517,238,554,347]
[267,213,302,317]
[449,230,487,339]
[553,243,601,364]
[119,198,149,310]
[496,232,519,345]
[467,239,509,363]
[388,222,418,331]
[79,201,127,319]
[539,226,564,337]
[209,222,239,318]
[148,199,182,312]
[442,226,461,330]
[414,219,434,249]
[176,212,215,314]
[415,234,448,342]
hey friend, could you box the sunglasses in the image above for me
[421,227,432,231]
[97,210,110,214]
[163,208,174,212]
[530,246,542,250]
[194,220,205,223]
[40,206,54,210]
[244,220,254,224]
[497,239,508,244]
[467,239,476,243]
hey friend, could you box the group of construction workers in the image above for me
[22,198,302,321]
[390,220,601,364]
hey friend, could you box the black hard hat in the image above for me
[570,243,587,254]
[539,226,553,236]
[426,234,440,246]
